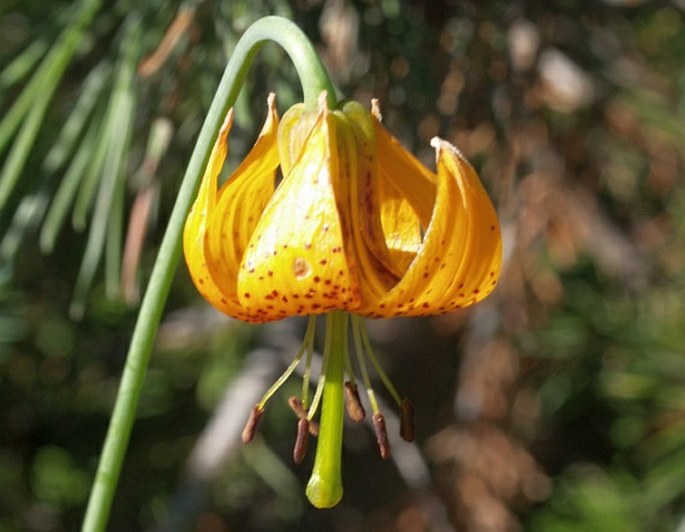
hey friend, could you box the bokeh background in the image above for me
[1,0,684,530]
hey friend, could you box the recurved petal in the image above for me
[183,108,236,313]
[236,104,361,321]
[430,139,501,310]
[359,138,501,317]
[203,94,281,321]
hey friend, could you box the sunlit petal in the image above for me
[430,138,501,310]
[278,103,319,176]
[236,104,361,320]
[202,94,281,321]
[183,109,236,314]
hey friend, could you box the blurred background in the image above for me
[1,0,684,530]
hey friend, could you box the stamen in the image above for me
[306,313,335,421]
[351,316,415,452]
[356,317,403,407]
[341,337,359,391]
[257,315,317,411]
[351,317,380,414]
[288,396,319,435]
[241,404,264,444]
[243,317,318,444]
[399,398,415,442]
[372,412,391,459]
[344,382,366,422]
[293,418,310,464]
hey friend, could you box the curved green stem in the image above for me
[306,312,348,508]
[240,16,338,110]
[82,16,336,532]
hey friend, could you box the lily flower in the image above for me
[183,92,502,508]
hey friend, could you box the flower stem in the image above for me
[306,311,348,508]
[81,16,336,532]
[238,16,338,110]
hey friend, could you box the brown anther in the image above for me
[241,404,264,444]
[372,412,391,460]
[399,398,415,442]
[288,396,319,435]
[288,396,307,419]
[293,418,309,464]
[344,382,366,422]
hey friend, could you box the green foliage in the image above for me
[528,467,645,532]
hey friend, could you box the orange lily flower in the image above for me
[184,93,501,322]
[183,91,502,508]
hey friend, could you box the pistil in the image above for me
[305,311,348,508]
